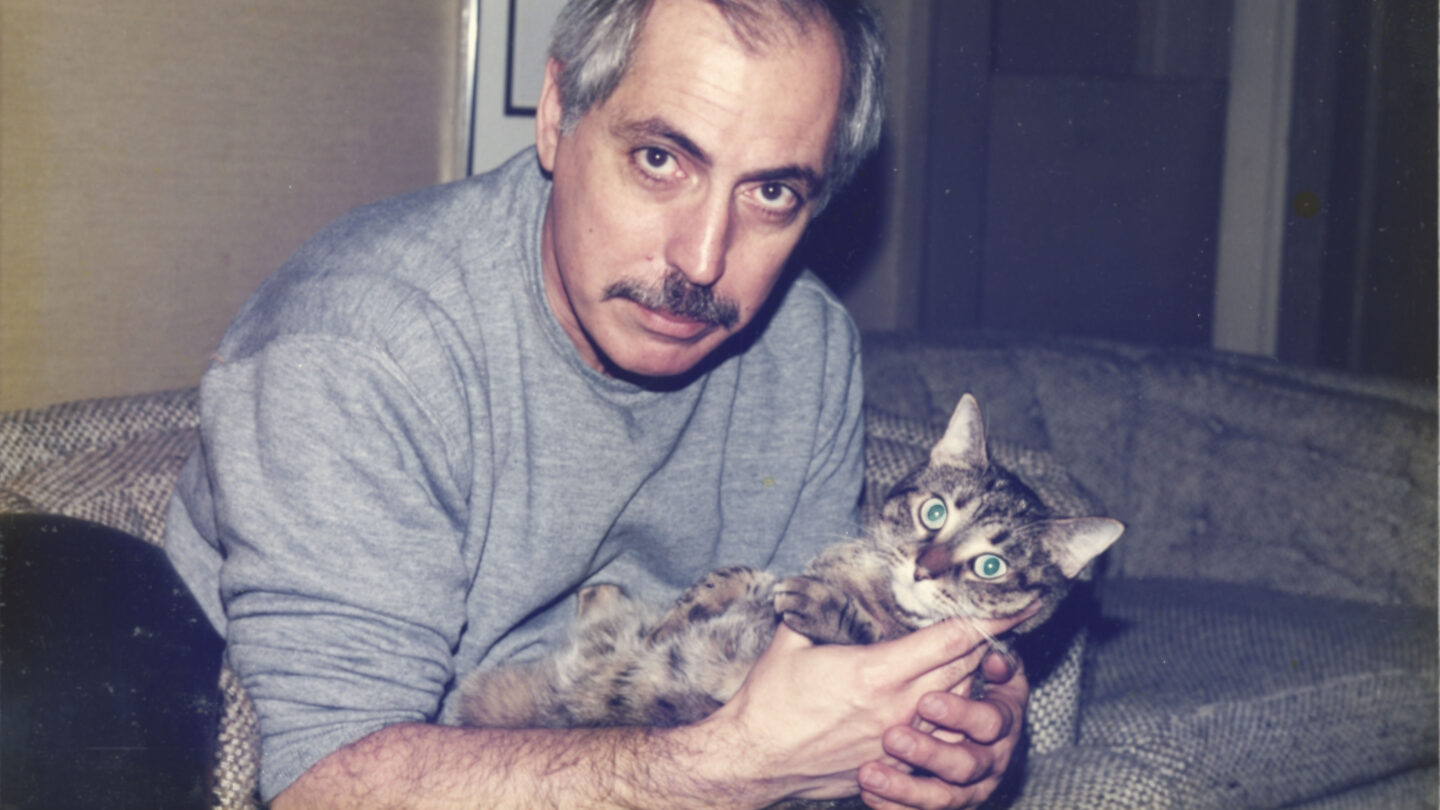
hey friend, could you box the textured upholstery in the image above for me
[0,387,199,541]
[1077,578,1436,809]
[4,331,1436,809]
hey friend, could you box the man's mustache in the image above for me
[603,270,740,329]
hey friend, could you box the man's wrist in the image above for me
[624,712,779,810]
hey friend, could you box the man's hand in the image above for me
[701,612,1032,806]
[857,650,1030,810]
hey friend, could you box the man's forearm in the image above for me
[270,717,774,810]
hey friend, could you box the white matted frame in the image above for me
[465,0,566,174]
[505,0,567,114]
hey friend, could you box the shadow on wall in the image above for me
[792,135,892,299]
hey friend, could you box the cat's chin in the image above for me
[890,566,949,628]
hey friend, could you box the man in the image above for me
[164,1,1029,807]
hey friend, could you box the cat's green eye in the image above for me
[919,497,948,530]
[973,554,1008,579]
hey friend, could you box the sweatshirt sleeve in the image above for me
[199,335,473,801]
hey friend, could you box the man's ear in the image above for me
[536,58,565,173]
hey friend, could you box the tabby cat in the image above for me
[456,393,1123,729]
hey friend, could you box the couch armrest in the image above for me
[0,388,199,546]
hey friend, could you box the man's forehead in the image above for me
[607,0,842,163]
[687,0,826,51]
[634,0,834,63]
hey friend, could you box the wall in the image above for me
[825,0,933,332]
[1,1,466,410]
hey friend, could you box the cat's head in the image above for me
[877,394,1124,633]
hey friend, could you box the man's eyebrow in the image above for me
[614,117,712,167]
[614,116,826,198]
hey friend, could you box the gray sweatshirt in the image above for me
[164,148,865,800]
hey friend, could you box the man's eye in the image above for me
[752,182,800,213]
[637,147,679,177]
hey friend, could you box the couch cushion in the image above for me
[1285,765,1437,810]
[1079,578,1437,809]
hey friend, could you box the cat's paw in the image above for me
[576,583,626,620]
[775,576,879,644]
[648,566,768,645]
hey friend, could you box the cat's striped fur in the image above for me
[456,394,1123,729]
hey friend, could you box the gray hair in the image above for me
[548,0,885,206]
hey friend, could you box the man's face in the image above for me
[535,0,844,378]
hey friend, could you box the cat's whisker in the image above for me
[961,613,1001,647]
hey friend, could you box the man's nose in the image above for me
[666,191,731,288]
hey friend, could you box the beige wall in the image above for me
[2,1,464,410]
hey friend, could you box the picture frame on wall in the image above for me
[505,0,567,116]
[469,0,566,173]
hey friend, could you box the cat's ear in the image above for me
[1043,517,1125,578]
[931,393,988,470]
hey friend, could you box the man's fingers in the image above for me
[918,657,1027,745]
[916,691,1012,745]
[861,657,1029,807]
[980,646,1018,684]
[883,725,990,785]
[873,608,1034,682]
[860,706,1012,808]
[858,757,999,810]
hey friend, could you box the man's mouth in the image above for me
[603,269,740,332]
[630,303,713,340]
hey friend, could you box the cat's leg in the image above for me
[774,575,886,645]
[458,584,633,729]
[456,660,545,728]
[647,566,773,645]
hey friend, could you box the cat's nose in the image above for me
[914,545,951,581]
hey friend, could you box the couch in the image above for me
[3,331,1435,809]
